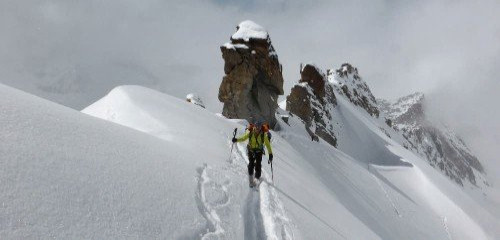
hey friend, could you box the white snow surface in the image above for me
[278,99,287,110]
[1,84,499,239]
[231,20,268,41]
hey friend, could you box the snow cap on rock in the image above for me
[231,20,269,42]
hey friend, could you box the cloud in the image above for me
[0,0,499,183]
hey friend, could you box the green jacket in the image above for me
[236,130,272,154]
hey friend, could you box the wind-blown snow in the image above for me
[1,84,498,239]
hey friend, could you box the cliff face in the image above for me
[218,20,284,128]
[379,93,486,187]
[286,64,337,147]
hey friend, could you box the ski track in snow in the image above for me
[196,164,227,239]
[234,142,294,240]
[195,140,293,240]
[368,166,402,218]
[442,216,453,240]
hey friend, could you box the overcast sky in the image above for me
[1,0,499,183]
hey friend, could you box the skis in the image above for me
[249,175,256,188]
[249,177,262,190]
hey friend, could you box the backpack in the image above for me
[261,123,272,141]
[246,122,272,146]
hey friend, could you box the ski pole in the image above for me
[228,128,237,162]
[270,160,274,182]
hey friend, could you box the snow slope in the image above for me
[0,84,252,239]
[1,83,498,239]
[83,85,498,239]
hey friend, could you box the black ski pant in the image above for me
[247,149,263,179]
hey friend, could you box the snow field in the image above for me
[0,85,214,239]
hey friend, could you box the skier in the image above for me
[232,121,273,187]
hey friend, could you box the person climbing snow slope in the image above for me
[232,121,273,187]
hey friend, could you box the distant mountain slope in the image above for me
[288,62,489,189]
[378,93,487,187]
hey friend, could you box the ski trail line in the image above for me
[243,189,266,240]
[369,166,402,217]
[266,182,348,240]
[234,143,294,240]
[196,164,225,239]
[442,216,453,240]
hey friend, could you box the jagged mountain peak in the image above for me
[335,63,361,79]
[327,63,379,117]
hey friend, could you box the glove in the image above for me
[232,137,237,143]
[268,153,273,164]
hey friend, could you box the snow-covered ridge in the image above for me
[2,84,498,239]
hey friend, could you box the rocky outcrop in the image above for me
[379,93,486,187]
[218,20,284,128]
[286,64,337,147]
[328,63,379,117]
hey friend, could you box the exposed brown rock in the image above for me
[287,84,313,123]
[218,21,284,128]
[286,64,337,147]
[300,64,325,98]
